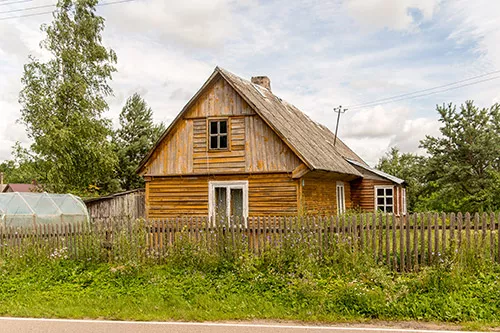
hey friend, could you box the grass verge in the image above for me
[0,248,499,331]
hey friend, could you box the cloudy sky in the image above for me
[1,0,499,166]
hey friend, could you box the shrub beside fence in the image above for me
[0,212,499,271]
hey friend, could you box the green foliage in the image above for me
[114,93,164,191]
[376,148,426,212]
[420,101,500,212]
[377,101,500,213]
[0,158,35,184]
[18,0,117,195]
[0,248,499,326]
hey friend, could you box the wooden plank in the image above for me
[449,213,455,249]
[434,213,439,258]
[497,212,500,263]
[465,212,471,251]
[490,213,495,262]
[291,163,310,179]
[392,214,397,270]
[427,213,432,264]
[474,213,479,252]
[371,213,377,260]
[378,214,383,261]
[457,212,463,251]
[413,213,419,271]
[385,214,390,266]
[481,213,487,256]
[406,214,411,270]
[399,215,405,271]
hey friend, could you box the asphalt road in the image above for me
[0,318,492,333]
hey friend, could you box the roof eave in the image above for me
[346,159,405,185]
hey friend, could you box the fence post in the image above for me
[406,214,411,270]
[490,213,496,262]
[392,213,397,270]
[384,214,390,266]
[378,214,383,261]
[399,215,405,271]
[497,212,500,263]
[465,213,471,252]
[481,213,487,258]
[474,213,479,253]
[413,213,419,271]
[371,213,376,260]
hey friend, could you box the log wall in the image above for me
[350,179,404,214]
[146,173,298,219]
[301,177,352,215]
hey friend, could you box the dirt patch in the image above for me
[218,319,500,332]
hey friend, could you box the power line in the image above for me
[0,0,135,20]
[349,75,500,110]
[0,3,54,14]
[0,0,32,6]
[346,69,500,109]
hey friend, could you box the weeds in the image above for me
[0,217,499,327]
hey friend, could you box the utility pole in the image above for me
[333,105,347,146]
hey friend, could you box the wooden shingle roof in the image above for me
[217,67,366,176]
[138,67,369,177]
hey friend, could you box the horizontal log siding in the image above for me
[350,179,404,214]
[192,117,246,173]
[248,174,298,216]
[301,178,352,215]
[146,173,298,218]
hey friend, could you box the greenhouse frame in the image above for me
[0,192,89,227]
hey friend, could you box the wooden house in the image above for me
[137,67,406,220]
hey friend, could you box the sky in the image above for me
[0,0,499,166]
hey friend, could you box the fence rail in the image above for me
[0,212,499,271]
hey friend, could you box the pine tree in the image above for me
[114,93,164,190]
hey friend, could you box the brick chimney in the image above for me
[251,76,271,92]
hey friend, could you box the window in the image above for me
[336,182,345,215]
[375,186,393,213]
[209,181,248,224]
[209,119,228,150]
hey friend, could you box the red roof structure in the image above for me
[1,183,36,193]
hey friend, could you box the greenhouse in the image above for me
[0,192,89,227]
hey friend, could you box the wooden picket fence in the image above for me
[0,212,499,271]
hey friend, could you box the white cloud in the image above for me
[345,0,440,31]
[100,0,235,48]
[0,0,499,168]
[443,0,500,70]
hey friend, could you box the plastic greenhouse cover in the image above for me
[0,192,89,227]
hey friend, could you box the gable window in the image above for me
[209,119,228,150]
[336,181,346,215]
[375,186,393,213]
[209,181,248,224]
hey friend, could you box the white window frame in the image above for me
[374,185,394,214]
[208,181,248,225]
[336,181,346,215]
